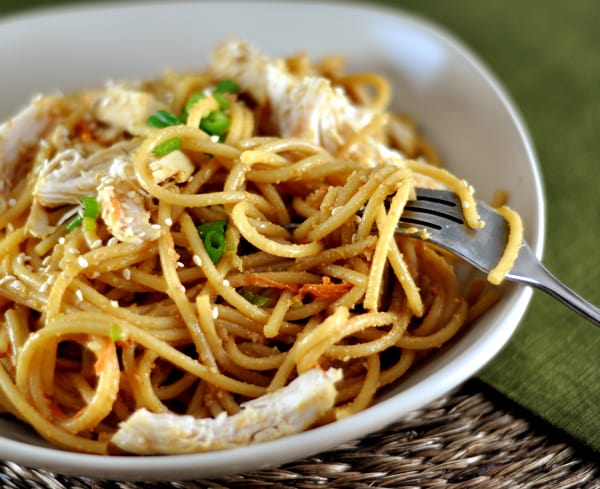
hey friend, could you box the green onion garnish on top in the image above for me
[66,196,100,233]
[241,290,272,308]
[214,79,240,94]
[200,111,231,138]
[182,93,206,120]
[66,214,83,232]
[110,323,123,342]
[212,92,231,110]
[81,196,100,219]
[196,220,227,264]
[146,109,182,128]
[153,137,182,156]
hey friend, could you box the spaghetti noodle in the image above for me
[0,39,519,454]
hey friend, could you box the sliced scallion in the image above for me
[182,93,206,120]
[214,79,240,94]
[199,111,231,137]
[146,109,182,128]
[81,196,100,219]
[110,323,123,342]
[213,92,231,110]
[241,290,272,308]
[66,214,83,232]
[196,220,227,264]
[153,137,182,156]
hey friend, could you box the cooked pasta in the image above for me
[0,39,519,455]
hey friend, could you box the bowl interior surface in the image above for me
[0,1,544,481]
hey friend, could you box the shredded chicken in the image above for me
[32,139,159,243]
[150,149,195,184]
[93,85,166,135]
[0,96,58,202]
[211,39,405,167]
[111,368,342,454]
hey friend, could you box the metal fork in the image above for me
[398,188,600,327]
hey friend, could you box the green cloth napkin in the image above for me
[0,0,599,453]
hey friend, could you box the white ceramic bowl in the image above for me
[0,1,544,481]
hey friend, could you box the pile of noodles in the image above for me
[0,43,512,454]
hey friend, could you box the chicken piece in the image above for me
[149,149,195,184]
[33,139,159,243]
[211,39,286,105]
[0,95,58,200]
[93,85,166,135]
[211,40,405,167]
[34,140,139,206]
[111,368,342,454]
[98,178,160,244]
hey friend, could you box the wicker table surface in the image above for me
[1,381,597,489]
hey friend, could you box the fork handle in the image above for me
[508,248,600,327]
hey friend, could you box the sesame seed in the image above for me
[58,237,66,245]
[122,268,131,280]
[78,256,89,268]
[164,218,173,227]
[212,306,219,319]
[210,135,220,143]
[176,261,184,268]
[91,239,102,249]
[6,223,14,233]
[223,279,230,287]
[12,281,25,293]
[68,247,80,255]
[110,300,119,308]
[151,224,161,230]
[8,198,16,207]
[75,289,83,301]
[192,255,202,267]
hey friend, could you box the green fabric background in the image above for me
[0,0,598,452]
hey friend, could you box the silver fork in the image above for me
[399,188,600,327]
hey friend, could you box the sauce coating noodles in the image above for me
[0,40,514,454]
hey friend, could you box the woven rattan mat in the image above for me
[0,381,597,489]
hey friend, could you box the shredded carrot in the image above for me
[73,119,95,142]
[297,276,353,301]
[94,340,116,376]
[241,274,300,293]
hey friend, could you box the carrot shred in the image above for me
[297,276,353,301]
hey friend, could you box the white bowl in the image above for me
[0,1,544,481]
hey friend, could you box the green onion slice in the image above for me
[213,92,231,110]
[110,323,123,342]
[146,109,182,128]
[241,290,272,308]
[81,196,100,219]
[196,220,227,264]
[66,214,83,232]
[214,79,240,94]
[182,93,206,120]
[200,111,231,137]
[153,137,182,156]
